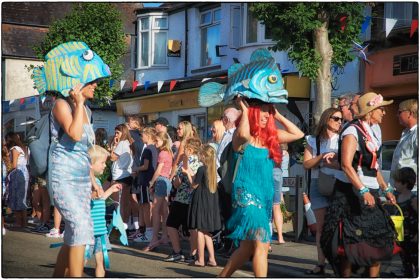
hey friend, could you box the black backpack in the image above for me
[217,142,247,194]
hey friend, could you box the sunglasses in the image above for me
[330,116,343,122]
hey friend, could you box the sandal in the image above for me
[190,260,205,267]
[305,264,325,275]
[142,241,160,252]
[207,261,217,267]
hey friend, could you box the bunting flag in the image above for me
[19,98,25,105]
[41,96,46,104]
[157,81,164,93]
[385,18,398,37]
[105,96,112,106]
[20,104,26,110]
[109,79,115,88]
[298,71,303,79]
[144,81,150,92]
[202,78,211,82]
[410,19,418,38]
[29,97,36,104]
[361,16,371,33]
[120,80,126,90]
[340,16,347,31]
[169,80,177,92]
[9,99,15,105]
[132,80,139,92]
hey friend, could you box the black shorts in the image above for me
[166,201,189,230]
[136,184,152,204]
[114,176,133,186]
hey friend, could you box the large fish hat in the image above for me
[198,48,288,107]
[33,41,111,97]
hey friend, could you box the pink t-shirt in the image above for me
[158,150,173,178]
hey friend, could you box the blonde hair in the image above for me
[199,144,217,193]
[142,127,157,143]
[156,131,173,158]
[212,119,226,144]
[184,137,202,155]
[179,121,195,141]
[399,99,418,118]
[88,145,110,164]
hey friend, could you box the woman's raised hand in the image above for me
[235,96,249,113]
[69,83,86,105]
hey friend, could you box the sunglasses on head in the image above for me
[330,116,343,122]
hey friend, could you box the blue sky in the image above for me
[143,3,162,8]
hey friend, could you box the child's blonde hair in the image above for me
[88,145,110,164]
[142,127,157,142]
[184,137,202,155]
[199,144,217,194]
[156,131,173,158]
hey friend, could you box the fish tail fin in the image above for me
[198,82,225,107]
[33,66,47,95]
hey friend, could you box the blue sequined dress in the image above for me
[227,144,274,245]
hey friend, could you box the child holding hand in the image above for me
[86,145,122,277]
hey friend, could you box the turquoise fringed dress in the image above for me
[227,144,275,245]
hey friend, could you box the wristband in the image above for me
[383,186,393,194]
[359,186,369,196]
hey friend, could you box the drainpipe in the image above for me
[184,8,188,77]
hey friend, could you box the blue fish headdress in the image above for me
[199,48,288,107]
[33,41,111,97]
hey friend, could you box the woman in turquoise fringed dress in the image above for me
[219,97,304,277]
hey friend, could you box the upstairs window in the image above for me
[244,3,272,45]
[200,8,221,66]
[137,14,168,68]
[384,2,417,29]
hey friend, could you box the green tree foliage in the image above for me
[251,3,365,124]
[33,3,126,106]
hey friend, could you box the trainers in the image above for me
[164,251,185,262]
[133,234,151,243]
[128,229,142,240]
[46,228,62,238]
[34,224,51,233]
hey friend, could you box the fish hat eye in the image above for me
[82,50,94,61]
[268,75,278,84]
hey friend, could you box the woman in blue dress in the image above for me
[49,82,102,277]
[219,98,304,277]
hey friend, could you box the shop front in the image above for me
[364,45,418,140]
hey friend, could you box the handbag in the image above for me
[318,170,336,196]
[315,136,336,196]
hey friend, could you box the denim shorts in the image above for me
[154,176,172,197]
[273,167,282,205]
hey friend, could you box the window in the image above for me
[137,14,168,68]
[243,3,272,45]
[230,5,242,48]
[385,2,416,29]
[200,8,221,66]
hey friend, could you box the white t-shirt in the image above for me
[335,122,380,189]
[305,134,339,179]
[111,140,133,180]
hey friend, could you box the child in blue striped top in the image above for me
[86,145,122,277]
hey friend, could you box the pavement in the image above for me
[2,217,403,278]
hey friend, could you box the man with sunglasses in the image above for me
[390,99,418,193]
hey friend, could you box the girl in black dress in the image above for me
[184,144,221,267]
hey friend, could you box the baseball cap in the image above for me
[154,117,169,127]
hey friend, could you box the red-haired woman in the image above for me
[219,98,304,277]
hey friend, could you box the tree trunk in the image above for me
[313,21,333,126]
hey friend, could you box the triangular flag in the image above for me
[340,16,347,32]
[120,80,126,90]
[144,81,150,92]
[9,99,15,105]
[202,78,211,82]
[29,97,36,104]
[410,19,418,38]
[169,80,177,92]
[109,79,115,88]
[132,80,139,92]
[385,18,398,37]
[361,16,371,34]
[19,98,25,105]
[157,81,164,93]
[298,71,303,79]
[41,96,46,104]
